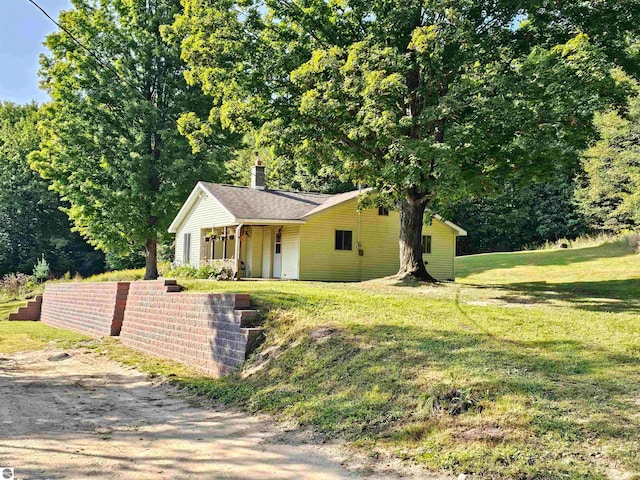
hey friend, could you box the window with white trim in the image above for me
[183,233,191,264]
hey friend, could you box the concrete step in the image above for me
[240,327,264,356]
[236,309,258,327]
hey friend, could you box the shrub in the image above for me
[33,254,50,282]
[0,272,36,300]
[168,262,234,280]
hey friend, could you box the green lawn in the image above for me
[0,321,88,354]
[0,300,25,321]
[2,238,639,479]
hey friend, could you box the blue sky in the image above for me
[1,0,72,104]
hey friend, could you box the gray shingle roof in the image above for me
[200,183,343,220]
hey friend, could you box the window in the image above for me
[275,230,282,254]
[335,230,353,250]
[378,207,389,216]
[422,235,432,254]
[183,233,191,264]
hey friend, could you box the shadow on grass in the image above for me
[214,320,640,477]
[457,242,632,277]
[480,278,640,313]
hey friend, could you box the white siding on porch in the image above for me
[280,225,300,279]
[248,226,264,278]
[174,194,234,266]
[262,227,272,278]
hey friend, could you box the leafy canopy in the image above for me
[171,1,630,210]
[576,90,640,232]
[0,101,104,277]
[171,0,633,277]
[31,0,233,277]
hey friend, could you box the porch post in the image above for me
[234,224,243,280]
[223,226,227,259]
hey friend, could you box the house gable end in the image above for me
[168,182,237,233]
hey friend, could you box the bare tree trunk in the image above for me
[144,237,159,280]
[397,196,437,282]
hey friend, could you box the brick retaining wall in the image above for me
[31,279,261,377]
[120,280,261,377]
[40,282,130,337]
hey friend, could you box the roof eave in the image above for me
[300,188,371,219]
[433,214,467,236]
[237,219,307,225]
[168,182,238,233]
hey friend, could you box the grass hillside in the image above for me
[0,300,25,321]
[2,236,639,479]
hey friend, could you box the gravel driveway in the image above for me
[0,348,408,480]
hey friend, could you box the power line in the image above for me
[25,0,177,122]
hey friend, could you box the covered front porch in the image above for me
[198,224,300,280]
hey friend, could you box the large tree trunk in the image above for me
[397,196,437,282]
[144,237,159,280]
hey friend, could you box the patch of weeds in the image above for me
[418,386,481,417]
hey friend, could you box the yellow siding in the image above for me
[247,226,264,278]
[281,225,300,279]
[299,198,457,281]
[298,200,363,281]
[174,194,234,266]
[262,226,272,278]
[421,219,456,281]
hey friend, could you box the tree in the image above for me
[227,132,353,193]
[31,0,231,280]
[575,93,640,232]
[0,101,104,277]
[170,0,630,281]
[452,177,587,254]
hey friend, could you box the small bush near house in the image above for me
[168,262,233,280]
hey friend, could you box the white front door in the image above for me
[273,229,282,278]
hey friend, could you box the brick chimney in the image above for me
[251,159,266,190]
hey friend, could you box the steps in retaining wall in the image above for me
[119,280,261,377]
[8,295,42,321]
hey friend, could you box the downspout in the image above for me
[234,223,243,280]
[357,210,362,280]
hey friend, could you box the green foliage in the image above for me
[453,178,588,254]
[575,93,640,233]
[104,251,146,272]
[0,102,104,277]
[30,0,234,280]
[168,262,233,280]
[227,132,354,193]
[170,0,630,278]
[32,254,50,282]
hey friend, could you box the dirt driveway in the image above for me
[0,348,437,480]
